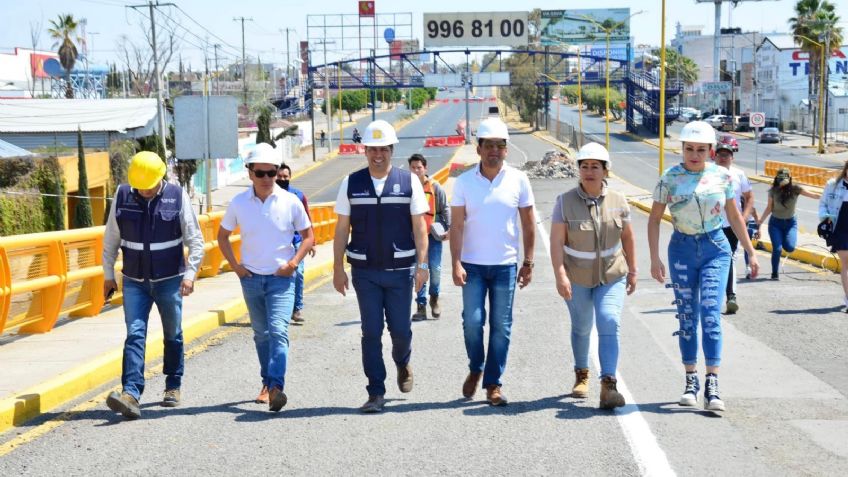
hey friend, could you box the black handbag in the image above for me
[818,219,834,246]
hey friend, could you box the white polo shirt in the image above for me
[334,167,429,216]
[451,163,535,265]
[221,185,311,275]
[720,164,752,228]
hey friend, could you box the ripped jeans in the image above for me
[668,229,731,367]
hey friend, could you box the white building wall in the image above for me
[0,48,56,98]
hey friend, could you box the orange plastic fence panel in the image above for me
[0,247,10,335]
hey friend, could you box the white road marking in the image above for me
[535,206,676,477]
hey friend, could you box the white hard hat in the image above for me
[679,121,716,145]
[476,117,510,141]
[245,142,279,165]
[362,119,399,147]
[575,142,610,166]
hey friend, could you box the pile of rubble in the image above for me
[522,149,578,179]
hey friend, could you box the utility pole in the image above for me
[128,1,174,157]
[213,44,221,95]
[233,17,253,107]
[281,28,294,94]
[314,39,335,153]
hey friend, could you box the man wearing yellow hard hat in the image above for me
[102,150,205,420]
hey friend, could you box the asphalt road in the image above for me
[2,171,846,475]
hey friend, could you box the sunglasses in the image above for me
[251,168,278,178]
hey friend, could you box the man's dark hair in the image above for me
[279,162,291,174]
[408,153,427,167]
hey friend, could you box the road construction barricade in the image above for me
[763,160,835,187]
[425,136,464,148]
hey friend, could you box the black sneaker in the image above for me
[679,373,700,406]
[704,373,726,411]
[770,272,779,281]
[725,295,739,314]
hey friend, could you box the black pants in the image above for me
[722,226,739,298]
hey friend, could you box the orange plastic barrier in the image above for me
[338,144,359,155]
[763,160,835,188]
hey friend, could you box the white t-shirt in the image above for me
[221,185,311,275]
[334,167,429,216]
[720,164,752,227]
[451,163,535,265]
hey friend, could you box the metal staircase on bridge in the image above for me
[625,71,683,135]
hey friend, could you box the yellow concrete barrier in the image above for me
[763,160,836,188]
[0,202,340,336]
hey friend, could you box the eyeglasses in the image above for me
[251,168,278,178]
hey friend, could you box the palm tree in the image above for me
[48,14,80,98]
[652,49,700,87]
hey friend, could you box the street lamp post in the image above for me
[582,10,644,150]
[539,73,562,141]
[794,34,826,154]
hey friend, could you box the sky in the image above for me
[0,0,836,71]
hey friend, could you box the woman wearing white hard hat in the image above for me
[549,142,635,409]
[647,120,759,413]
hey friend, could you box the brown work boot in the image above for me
[599,376,626,409]
[269,386,288,412]
[292,309,305,325]
[411,303,427,321]
[397,364,413,393]
[161,388,180,407]
[572,368,590,398]
[359,395,386,413]
[485,384,508,406]
[255,385,270,404]
[429,295,441,318]
[106,391,141,420]
[462,371,483,398]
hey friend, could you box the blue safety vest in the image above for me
[346,167,415,269]
[114,183,185,280]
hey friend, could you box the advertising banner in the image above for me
[540,8,631,46]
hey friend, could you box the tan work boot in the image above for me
[429,295,441,318]
[462,371,483,398]
[572,368,590,398]
[397,364,413,393]
[162,388,180,407]
[292,309,305,325]
[255,385,269,404]
[106,391,141,420]
[269,386,288,412]
[485,384,508,406]
[599,376,626,409]
[411,303,427,321]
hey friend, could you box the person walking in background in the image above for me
[332,120,430,413]
[217,143,314,412]
[549,143,636,409]
[103,151,205,420]
[648,121,759,413]
[319,130,326,148]
[450,117,536,407]
[818,160,848,311]
[408,153,450,321]
[711,143,753,314]
[277,162,315,325]
[744,205,761,279]
[758,168,820,280]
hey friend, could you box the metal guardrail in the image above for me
[0,204,338,336]
[763,160,836,188]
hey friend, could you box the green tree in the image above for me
[651,49,700,87]
[47,14,80,99]
[73,128,93,228]
[138,134,166,164]
[789,0,843,99]
[408,88,430,111]
[255,104,276,147]
[337,90,368,121]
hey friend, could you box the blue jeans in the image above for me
[668,230,731,367]
[461,263,517,388]
[351,267,414,396]
[239,274,295,389]
[416,236,443,305]
[564,277,626,377]
[120,275,184,400]
[293,242,305,311]
[768,217,797,273]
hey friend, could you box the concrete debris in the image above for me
[522,149,577,179]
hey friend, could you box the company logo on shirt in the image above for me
[161,198,177,204]
[391,184,401,194]
[351,191,371,197]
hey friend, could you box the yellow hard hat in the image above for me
[128,151,167,190]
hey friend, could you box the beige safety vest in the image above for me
[558,185,629,288]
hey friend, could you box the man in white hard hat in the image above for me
[218,143,314,413]
[332,119,430,413]
[103,151,205,420]
[450,117,536,406]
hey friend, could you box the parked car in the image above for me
[736,113,750,132]
[717,134,739,152]
[679,107,702,122]
[758,127,782,144]
[704,114,727,128]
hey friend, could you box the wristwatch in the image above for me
[417,262,429,270]
[522,260,534,269]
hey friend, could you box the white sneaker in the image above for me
[745,265,752,279]
[704,374,726,412]
[679,373,700,407]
